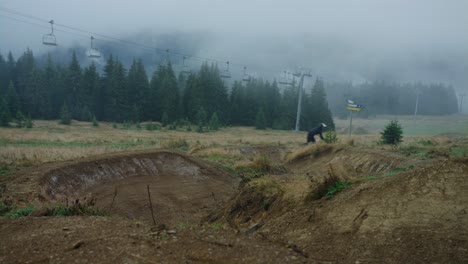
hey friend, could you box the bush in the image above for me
[145,122,161,131]
[323,130,338,143]
[380,120,403,145]
[209,112,220,131]
[59,102,71,125]
[14,111,26,128]
[92,115,99,127]
[25,114,33,128]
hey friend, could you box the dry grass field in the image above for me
[1,115,467,173]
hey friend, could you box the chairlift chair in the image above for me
[87,36,102,58]
[42,20,58,46]
[278,71,292,85]
[242,66,251,82]
[220,61,231,79]
[180,56,192,75]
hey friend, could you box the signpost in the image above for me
[346,100,362,137]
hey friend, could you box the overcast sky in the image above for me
[1,0,467,91]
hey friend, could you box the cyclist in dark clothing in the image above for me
[307,123,327,143]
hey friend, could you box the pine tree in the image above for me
[380,120,403,145]
[14,111,25,128]
[196,107,207,132]
[0,53,8,95]
[156,63,179,122]
[81,105,92,121]
[65,52,83,119]
[183,74,202,122]
[209,112,220,131]
[59,102,71,125]
[101,55,115,121]
[255,108,267,130]
[306,78,335,131]
[0,98,10,127]
[25,114,33,128]
[92,115,99,127]
[82,62,100,120]
[127,59,149,121]
[275,81,298,129]
[161,111,169,127]
[108,60,128,122]
[43,54,58,119]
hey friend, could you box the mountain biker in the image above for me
[307,123,327,143]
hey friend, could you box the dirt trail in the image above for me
[0,216,309,264]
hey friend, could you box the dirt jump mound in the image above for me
[37,150,238,225]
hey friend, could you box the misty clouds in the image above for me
[1,0,467,92]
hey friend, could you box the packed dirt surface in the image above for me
[0,216,310,264]
[1,143,468,263]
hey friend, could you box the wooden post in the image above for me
[147,185,156,226]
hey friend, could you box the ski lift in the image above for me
[86,36,101,58]
[42,20,58,46]
[158,49,171,66]
[220,61,231,79]
[180,56,192,75]
[165,49,171,65]
[242,66,251,82]
[279,71,293,85]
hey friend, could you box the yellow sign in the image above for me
[346,106,362,112]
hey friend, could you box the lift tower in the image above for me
[293,68,312,132]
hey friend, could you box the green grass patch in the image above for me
[326,181,351,197]
[236,166,266,183]
[450,147,468,157]
[177,222,196,230]
[416,139,436,146]
[384,165,415,176]
[0,164,10,176]
[1,204,107,219]
[399,145,428,157]
[4,206,35,218]
[207,222,225,230]
[201,154,240,176]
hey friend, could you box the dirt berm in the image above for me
[3,150,239,226]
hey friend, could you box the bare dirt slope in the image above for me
[2,150,239,225]
[256,157,468,263]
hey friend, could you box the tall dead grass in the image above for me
[286,143,335,163]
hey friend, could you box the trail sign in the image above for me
[346,99,363,136]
